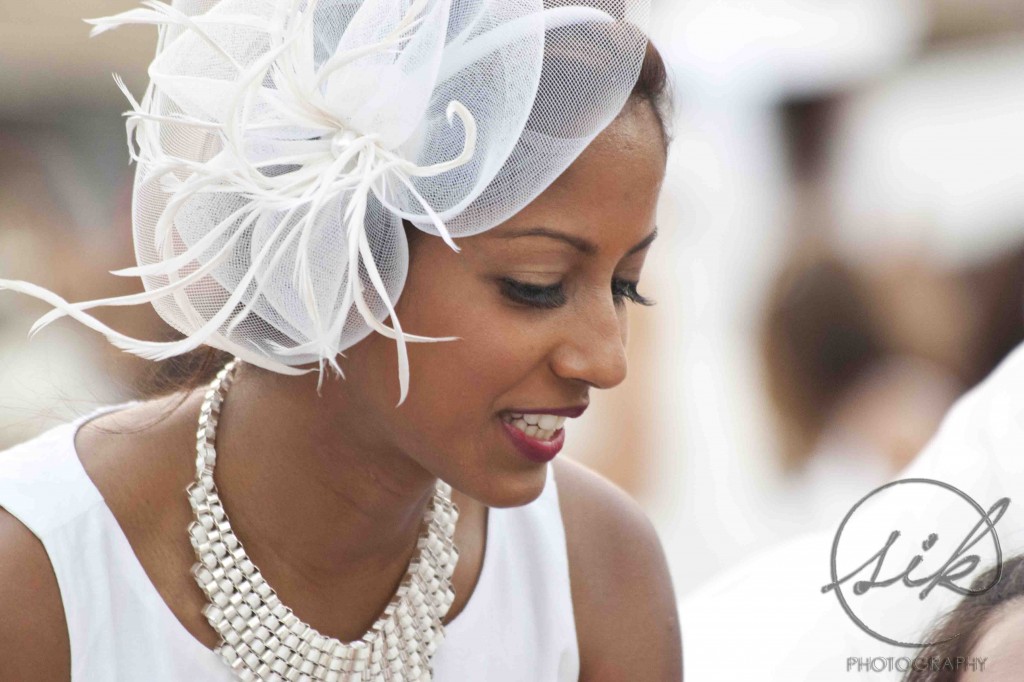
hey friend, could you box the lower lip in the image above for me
[500,418,566,463]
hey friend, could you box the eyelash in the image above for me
[499,278,655,309]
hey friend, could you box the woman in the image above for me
[0,1,681,680]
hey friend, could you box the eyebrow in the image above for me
[497,226,658,256]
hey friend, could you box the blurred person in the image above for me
[0,133,85,306]
[759,239,1024,535]
[685,33,1024,679]
[0,116,217,444]
[903,554,1024,682]
[0,132,128,446]
[641,0,927,598]
[859,253,977,383]
[761,245,963,526]
[958,242,1024,390]
[683,335,1024,680]
[756,25,1024,531]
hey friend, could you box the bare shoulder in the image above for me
[0,508,70,682]
[552,457,683,681]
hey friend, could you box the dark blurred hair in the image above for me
[903,553,1024,682]
[960,243,1024,388]
[760,249,886,471]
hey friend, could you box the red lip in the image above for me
[501,405,588,418]
[500,419,566,463]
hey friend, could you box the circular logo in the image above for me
[823,478,1009,648]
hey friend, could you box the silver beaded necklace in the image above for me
[186,359,460,681]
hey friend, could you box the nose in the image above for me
[549,294,629,390]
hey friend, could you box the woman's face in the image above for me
[342,100,667,506]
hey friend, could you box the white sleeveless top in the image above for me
[0,408,580,681]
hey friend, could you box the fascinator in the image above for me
[1,0,653,404]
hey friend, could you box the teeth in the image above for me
[537,414,559,430]
[502,413,568,441]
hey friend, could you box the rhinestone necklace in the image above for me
[186,359,460,681]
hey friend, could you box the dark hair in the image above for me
[631,40,673,148]
[903,554,1024,681]
[138,345,234,399]
[760,248,886,471]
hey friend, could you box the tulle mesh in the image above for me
[0,0,652,403]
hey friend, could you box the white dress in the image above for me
[0,407,580,681]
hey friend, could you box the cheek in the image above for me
[398,244,551,391]
[390,315,548,489]
[364,261,548,447]
[400,292,547,418]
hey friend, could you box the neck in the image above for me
[208,362,437,586]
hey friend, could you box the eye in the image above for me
[612,278,655,307]
[499,278,567,309]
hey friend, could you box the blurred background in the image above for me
[2,0,1024,601]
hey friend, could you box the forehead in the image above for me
[485,103,666,246]
[548,102,666,198]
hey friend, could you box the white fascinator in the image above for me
[1,0,653,404]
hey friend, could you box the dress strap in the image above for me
[0,417,105,536]
[0,406,233,681]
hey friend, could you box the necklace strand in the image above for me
[186,359,460,681]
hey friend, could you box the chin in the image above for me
[454,460,549,509]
